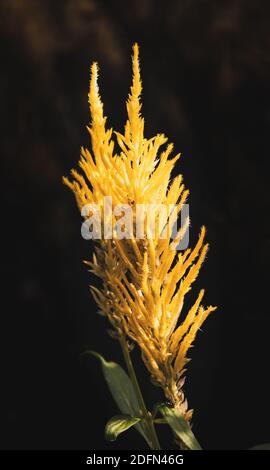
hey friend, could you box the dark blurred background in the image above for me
[1,0,270,450]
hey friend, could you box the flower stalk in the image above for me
[119,336,161,450]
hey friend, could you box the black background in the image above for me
[1,0,270,450]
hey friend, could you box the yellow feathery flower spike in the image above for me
[64,44,217,421]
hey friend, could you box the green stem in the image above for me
[119,336,161,450]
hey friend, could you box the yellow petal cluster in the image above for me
[64,44,217,420]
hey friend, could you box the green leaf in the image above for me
[87,351,138,414]
[249,443,270,450]
[85,350,151,446]
[105,414,141,441]
[158,404,202,450]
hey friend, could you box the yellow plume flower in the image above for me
[64,44,217,421]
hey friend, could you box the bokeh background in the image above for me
[1,0,270,450]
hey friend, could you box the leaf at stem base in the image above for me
[158,404,202,450]
[105,414,142,441]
